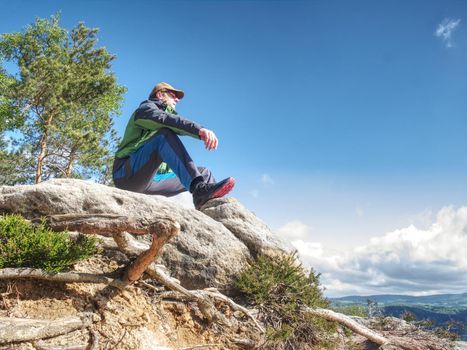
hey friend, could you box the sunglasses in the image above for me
[162,90,178,99]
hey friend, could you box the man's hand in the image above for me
[199,128,218,150]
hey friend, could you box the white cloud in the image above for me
[277,220,312,240]
[261,173,274,185]
[291,206,467,297]
[435,18,461,48]
[406,208,433,230]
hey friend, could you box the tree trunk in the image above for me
[65,148,76,177]
[35,129,48,184]
[35,114,54,184]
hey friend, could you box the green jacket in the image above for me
[115,98,202,173]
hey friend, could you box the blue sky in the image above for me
[1,0,467,297]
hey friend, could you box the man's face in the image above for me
[158,90,179,109]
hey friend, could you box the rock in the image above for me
[0,178,287,292]
[0,179,246,291]
[201,197,289,258]
[135,327,171,350]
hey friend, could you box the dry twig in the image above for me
[0,268,126,289]
[179,344,222,350]
[0,313,93,345]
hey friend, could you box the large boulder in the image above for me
[202,197,288,258]
[0,179,288,291]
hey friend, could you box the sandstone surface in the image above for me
[0,178,288,291]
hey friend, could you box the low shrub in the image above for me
[236,252,336,349]
[0,214,99,272]
[334,305,368,318]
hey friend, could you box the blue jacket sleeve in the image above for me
[134,100,202,139]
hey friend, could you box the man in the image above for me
[112,82,235,209]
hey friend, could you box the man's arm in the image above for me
[134,100,202,139]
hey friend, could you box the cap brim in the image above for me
[170,89,184,99]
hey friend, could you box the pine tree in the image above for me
[0,14,126,184]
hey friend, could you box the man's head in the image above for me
[150,82,184,109]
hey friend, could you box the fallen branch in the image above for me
[33,341,87,350]
[302,308,436,350]
[0,313,93,345]
[179,344,222,350]
[302,307,389,346]
[230,338,256,349]
[0,268,126,289]
[136,280,165,293]
[39,213,149,236]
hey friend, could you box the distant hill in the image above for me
[383,306,467,341]
[383,305,467,324]
[330,292,467,308]
[330,293,467,341]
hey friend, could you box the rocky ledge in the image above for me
[0,178,289,292]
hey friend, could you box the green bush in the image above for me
[334,305,368,318]
[400,310,417,322]
[236,252,336,349]
[0,214,99,272]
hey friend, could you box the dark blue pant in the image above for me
[113,128,215,196]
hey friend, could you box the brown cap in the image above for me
[149,82,185,99]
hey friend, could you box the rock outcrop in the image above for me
[0,179,462,350]
[0,178,288,292]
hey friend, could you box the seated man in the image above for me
[112,82,235,209]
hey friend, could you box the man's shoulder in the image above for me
[138,98,164,110]
[134,98,166,121]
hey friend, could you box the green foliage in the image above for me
[434,320,463,341]
[0,147,33,185]
[236,252,336,349]
[401,310,417,322]
[0,214,99,272]
[0,67,20,130]
[334,305,368,318]
[0,14,126,184]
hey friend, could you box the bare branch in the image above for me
[88,328,100,350]
[40,213,150,236]
[302,307,389,346]
[0,268,126,289]
[121,219,180,284]
[202,288,265,334]
[33,341,87,350]
[0,313,93,345]
[179,344,222,350]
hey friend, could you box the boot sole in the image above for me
[196,177,235,210]
[210,177,235,200]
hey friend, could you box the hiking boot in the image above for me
[192,177,235,210]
